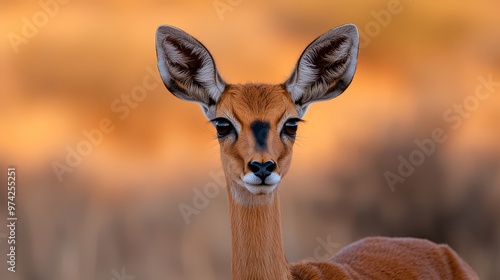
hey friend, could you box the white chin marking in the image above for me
[242,173,281,195]
[244,184,278,195]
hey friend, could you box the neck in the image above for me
[227,182,291,280]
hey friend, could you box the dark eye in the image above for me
[214,118,234,138]
[283,119,300,137]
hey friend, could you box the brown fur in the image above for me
[291,237,477,280]
[216,84,297,198]
[219,84,478,280]
[156,24,478,280]
[228,188,291,280]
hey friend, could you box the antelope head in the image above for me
[156,24,359,204]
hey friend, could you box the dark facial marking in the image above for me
[250,121,270,150]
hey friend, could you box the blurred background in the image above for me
[1,0,499,279]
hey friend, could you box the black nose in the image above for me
[248,161,276,181]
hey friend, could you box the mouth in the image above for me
[241,172,281,195]
[243,183,278,195]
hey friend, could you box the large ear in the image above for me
[155,25,226,119]
[285,24,359,117]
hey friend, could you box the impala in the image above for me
[155,23,478,280]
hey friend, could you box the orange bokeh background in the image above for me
[1,1,499,279]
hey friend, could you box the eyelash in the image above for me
[212,118,235,138]
[282,118,302,138]
[211,117,302,139]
